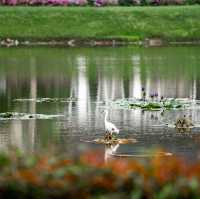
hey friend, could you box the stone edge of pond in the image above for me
[1,38,200,47]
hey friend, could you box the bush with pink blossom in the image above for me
[0,0,88,5]
[0,0,199,6]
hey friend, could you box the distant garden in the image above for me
[0,0,199,6]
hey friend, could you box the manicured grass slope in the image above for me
[0,6,200,41]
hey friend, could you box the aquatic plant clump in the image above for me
[175,115,194,128]
[167,115,194,133]
[0,112,64,120]
[0,150,199,199]
[112,98,186,110]
[13,97,76,103]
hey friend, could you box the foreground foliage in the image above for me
[0,112,63,120]
[0,150,200,198]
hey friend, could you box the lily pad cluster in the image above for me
[0,112,64,120]
[13,97,76,103]
[112,98,184,110]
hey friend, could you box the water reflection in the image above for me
[0,46,200,160]
[28,58,37,152]
[77,56,91,125]
[104,144,120,163]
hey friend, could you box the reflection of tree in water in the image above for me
[0,48,200,102]
[196,80,200,100]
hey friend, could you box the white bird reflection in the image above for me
[104,144,120,163]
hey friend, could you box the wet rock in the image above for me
[68,39,75,47]
[0,112,13,118]
[145,38,163,47]
[0,38,19,47]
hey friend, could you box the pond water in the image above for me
[0,46,200,161]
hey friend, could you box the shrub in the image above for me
[150,0,185,5]
[118,0,135,6]
[185,0,200,4]
[0,150,199,198]
[0,0,88,5]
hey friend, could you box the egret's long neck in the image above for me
[104,111,108,124]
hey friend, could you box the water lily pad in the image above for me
[13,97,76,103]
[0,112,64,120]
[110,98,188,111]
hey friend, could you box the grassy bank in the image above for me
[0,6,200,42]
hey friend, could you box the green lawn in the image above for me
[0,6,200,41]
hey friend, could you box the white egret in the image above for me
[103,110,119,135]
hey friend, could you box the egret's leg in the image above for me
[104,131,109,140]
[108,132,112,140]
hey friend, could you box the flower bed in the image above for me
[0,0,87,5]
[0,0,199,6]
[0,150,200,198]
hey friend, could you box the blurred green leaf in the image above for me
[131,188,142,199]
[0,153,10,167]
[189,178,199,191]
